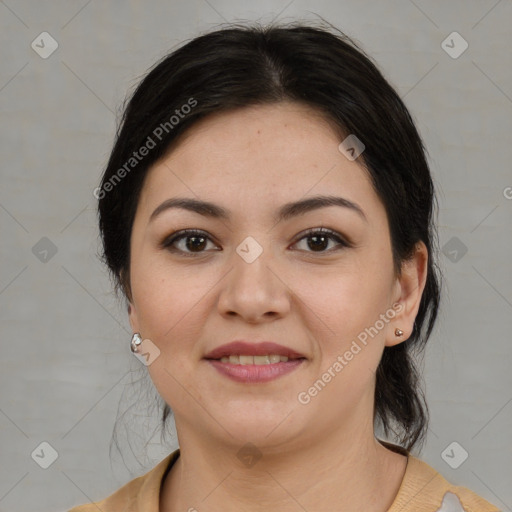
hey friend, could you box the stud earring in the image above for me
[131,333,142,353]
[394,328,404,337]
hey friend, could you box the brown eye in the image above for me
[184,234,207,251]
[292,228,350,253]
[162,230,219,256]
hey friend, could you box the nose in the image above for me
[217,242,291,323]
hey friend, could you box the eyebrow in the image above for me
[149,194,367,224]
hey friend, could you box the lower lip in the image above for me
[206,359,304,383]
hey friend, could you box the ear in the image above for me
[386,241,429,347]
[120,269,139,333]
[127,301,140,333]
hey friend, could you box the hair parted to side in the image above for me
[98,20,442,456]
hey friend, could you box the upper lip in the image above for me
[204,341,306,360]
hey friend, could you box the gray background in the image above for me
[1,1,511,511]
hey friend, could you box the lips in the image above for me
[203,341,306,361]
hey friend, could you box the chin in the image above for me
[210,400,305,445]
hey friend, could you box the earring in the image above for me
[394,328,404,337]
[131,333,142,353]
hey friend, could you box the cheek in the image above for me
[131,262,213,407]
[130,252,211,345]
[291,259,393,341]
[294,269,390,412]
[288,257,394,397]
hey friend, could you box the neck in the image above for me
[160,420,408,512]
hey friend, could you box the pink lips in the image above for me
[204,341,306,360]
[204,341,306,383]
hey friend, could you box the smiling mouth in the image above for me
[205,354,306,383]
[214,354,302,365]
[203,341,307,382]
[203,341,306,361]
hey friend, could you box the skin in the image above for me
[127,101,428,512]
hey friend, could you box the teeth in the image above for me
[253,355,270,365]
[218,355,289,364]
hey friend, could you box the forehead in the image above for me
[137,102,384,225]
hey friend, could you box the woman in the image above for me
[69,21,499,512]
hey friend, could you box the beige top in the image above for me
[68,441,500,511]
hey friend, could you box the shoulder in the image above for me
[388,454,501,512]
[67,450,180,512]
[67,474,142,512]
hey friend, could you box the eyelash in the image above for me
[161,227,352,257]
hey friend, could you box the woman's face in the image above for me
[128,102,426,450]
